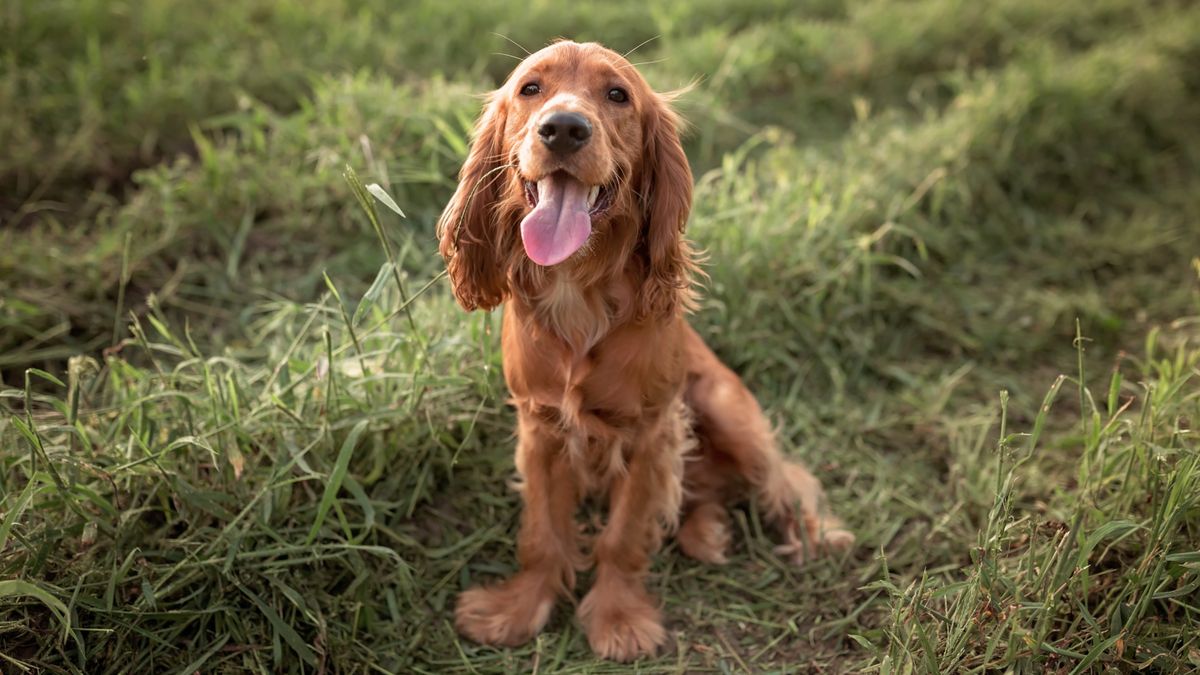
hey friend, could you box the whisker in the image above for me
[492,32,532,56]
[492,51,523,63]
[476,151,518,164]
[623,35,661,60]
[614,57,669,76]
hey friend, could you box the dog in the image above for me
[436,40,854,662]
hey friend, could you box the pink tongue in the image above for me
[520,173,592,266]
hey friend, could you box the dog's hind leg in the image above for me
[680,326,854,565]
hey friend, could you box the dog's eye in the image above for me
[520,83,541,97]
[607,87,629,103]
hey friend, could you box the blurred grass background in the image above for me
[2,0,1199,672]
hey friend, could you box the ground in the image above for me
[1,0,1199,672]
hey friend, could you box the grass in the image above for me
[2,0,1199,672]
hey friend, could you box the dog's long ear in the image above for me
[437,93,510,311]
[637,92,695,319]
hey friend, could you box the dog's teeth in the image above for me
[587,186,599,208]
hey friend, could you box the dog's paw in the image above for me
[775,523,856,566]
[455,575,556,647]
[821,528,856,553]
[677,502,732,564]
[578,586,666,661]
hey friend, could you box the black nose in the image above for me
[537,111,592,155]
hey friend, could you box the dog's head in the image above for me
[437,40,693,317]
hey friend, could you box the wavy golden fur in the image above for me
[437,40,854,662]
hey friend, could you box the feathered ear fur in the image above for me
[437,93,511,311]
[637,92,696,319]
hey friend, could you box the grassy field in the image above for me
[3,0,1200,672]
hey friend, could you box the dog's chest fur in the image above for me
[510,274,687,500]
[532,274,615,354]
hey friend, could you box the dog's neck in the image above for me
[508,215,648,353]
[526,272,617,354]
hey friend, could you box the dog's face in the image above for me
[503,43,647,265]
[437,40,693,317]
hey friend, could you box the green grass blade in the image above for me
[306,418,370,545]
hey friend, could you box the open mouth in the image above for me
[519,170,614,267]
[523,171,613,218]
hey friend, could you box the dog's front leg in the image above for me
[578,407,686,661]
[455,410,582,647]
